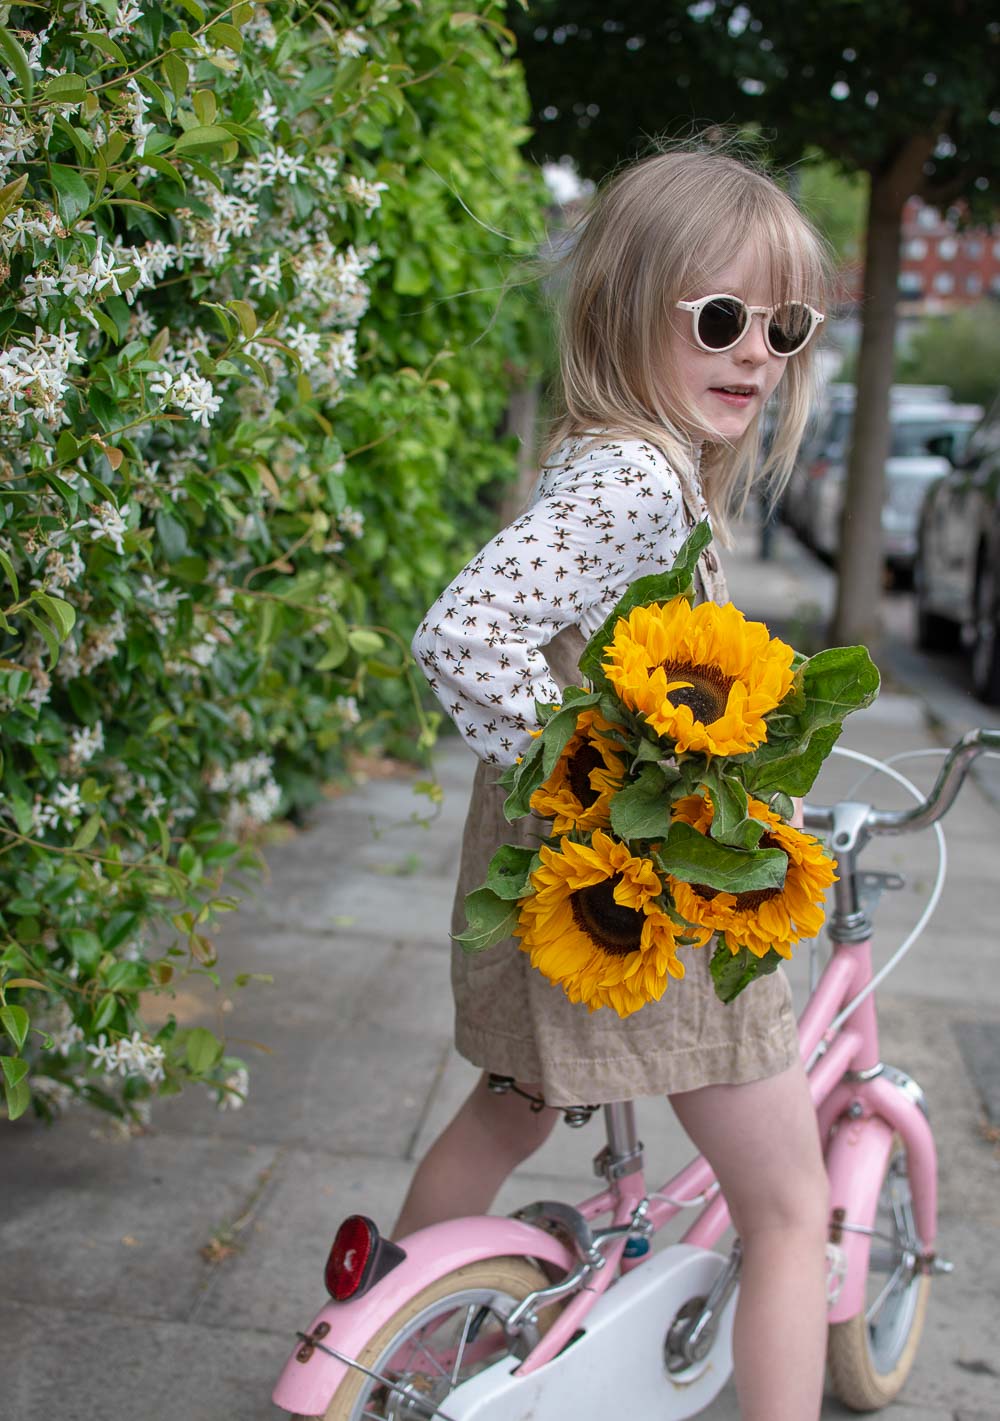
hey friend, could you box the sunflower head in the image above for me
[530,709,626,832]
[667,793,837,960]
[602,598,795,756]
[514,829,710,1017]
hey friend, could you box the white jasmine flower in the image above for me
[334,695,361,727]
[86,501,130,556]
[337,28,369,58]
[247,251,283,295]
[343,175,389,217]
[70,721,105,767]
[51,780,84,823]
[216,1065,249,1110]
[282,321,323,371]
[86,1033,118,1073]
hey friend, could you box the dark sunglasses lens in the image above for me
[767,303,813,354]
[696,297,746,350]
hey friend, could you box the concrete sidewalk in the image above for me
[4,524,1000,1421]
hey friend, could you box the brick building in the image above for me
[896,196,1000,315]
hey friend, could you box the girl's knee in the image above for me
[732,1160,829,1242]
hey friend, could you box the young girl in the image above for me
[402,146,832,1421]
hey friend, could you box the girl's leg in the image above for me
[392,1073,558,1238]
[670,1062,829,1421]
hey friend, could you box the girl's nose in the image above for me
[738,314,770,365]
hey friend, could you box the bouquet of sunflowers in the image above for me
[456,523,879,1017]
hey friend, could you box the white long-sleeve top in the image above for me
[411,435,710,766]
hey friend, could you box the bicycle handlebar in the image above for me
[802,728,1000,837]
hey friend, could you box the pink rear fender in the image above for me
[272,1215,575,1417]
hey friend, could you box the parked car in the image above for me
[914,394,1000,703]
[805,396,982,582]
[782,384,956,548]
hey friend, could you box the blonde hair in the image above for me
[540,144,833,543]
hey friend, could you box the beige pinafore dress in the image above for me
[449,474,799,1107]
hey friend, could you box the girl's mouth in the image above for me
[710,385,757,407]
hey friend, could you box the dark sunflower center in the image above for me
[570,874,643,957]
[660,660,735,725]
[691,833,783,911]
[567,742,604,808]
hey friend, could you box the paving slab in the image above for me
[1,1122,277,1320]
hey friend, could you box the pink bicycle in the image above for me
[273,729,998,1420]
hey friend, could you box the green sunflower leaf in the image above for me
[656,822,787,893]
[485,843,538,900]
[710,943,785,1004]
[609,763,675,840]
[577,520,713,687]
[500,736,546,822]
[737,645,880,797]
[539,692,602,779]
[699,764,751,844]
[769,791,795,821]
[455,887,520,954]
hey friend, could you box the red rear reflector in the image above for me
[325,1215,376,1301]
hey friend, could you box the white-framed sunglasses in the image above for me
[675,293,825,358]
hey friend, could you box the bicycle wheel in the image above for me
[301,1255,553,1421]
[827,1146,932,1411]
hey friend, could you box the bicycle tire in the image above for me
[826,1146,932,1412]
[297,1255,554,1421]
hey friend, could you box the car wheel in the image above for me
[914,558,959,652]
[971,557,1000,704]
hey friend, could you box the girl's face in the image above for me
[666,257,793,442]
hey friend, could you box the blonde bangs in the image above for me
[541,145,834,543]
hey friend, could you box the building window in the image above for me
[966,274,983,295]
[932,272,955,293]
[898,272,923,296]
[904,238,927,259]
[990,275,1000,295]
[965,238,984,259]
[938,237,958,260]
[917,206,939,230]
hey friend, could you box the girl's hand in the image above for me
[790,796,804,829]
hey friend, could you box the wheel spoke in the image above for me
[866,1261,907,1325]
[449,1304,480,1388]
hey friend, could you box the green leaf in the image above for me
[578,520,713,685]
[227,299,256,338]
[609,763,675,840]
[91,994,118,1033]
[72,812,103,850]
[710,943,785,1004]
[484,843,538,900]
[161,50,189,101]
[0,24,33,104]
[453,887,519,955]
[79,32,129,65]
[172,124,238,156]
[656,821,787,893]
[66,929,103,972]
[33,592,76,641]
[185,1026,223,1074]
[769,791,795,821]
[1,1003,29,1051]
[0,548,19,599]
[500,735,546,822]
[738,645,880,798]
[155,510,189,561]
[347,628,385,656]
[1,1055,30,1120]
[208,21,244,52]
[38,73,89,105]
[49,164,92,223]
[539,691,602,778]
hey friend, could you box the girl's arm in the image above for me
[412,449,690,766]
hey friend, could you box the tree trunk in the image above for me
[831,136,935,648]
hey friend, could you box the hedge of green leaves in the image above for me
[0,0,546,1124]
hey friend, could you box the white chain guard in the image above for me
[445,1244,736,1421]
